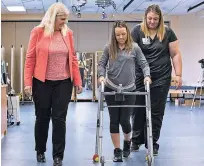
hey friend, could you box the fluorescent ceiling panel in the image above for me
[7,6,26,12]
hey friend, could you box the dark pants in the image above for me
[32,77,73,159]
[131,84,170,146]
[105,86,136,134]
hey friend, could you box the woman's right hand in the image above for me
[24,86,32,97]
[98,76,105,85]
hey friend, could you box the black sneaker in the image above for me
[53,157,62,166]
[153,144,159,156]
[113,148,123,162]
[153,148,158,156]
[37,152,46,162]
[145,143,159,156]
[123,140,131,157]
[131,143,141,152]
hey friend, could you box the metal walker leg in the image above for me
[93,81,105,166]
[93,81,153,166]
[145,82,154,166]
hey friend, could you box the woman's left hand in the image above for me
[144,76,152,85]
[175,75,182,89]
[76,86,83,94]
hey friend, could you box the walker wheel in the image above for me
[92,154,99,162]
[146,155,152,166]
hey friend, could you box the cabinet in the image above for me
[1,85,7,138]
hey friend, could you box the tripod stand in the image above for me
[191,66,204,110]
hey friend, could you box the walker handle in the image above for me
[100,80,105,93]
[145,80,150,92]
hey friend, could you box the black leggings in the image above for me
[105,86,136,134]
[131,84,170,145]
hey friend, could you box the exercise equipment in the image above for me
[93,81,154,166]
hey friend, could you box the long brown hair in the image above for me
[141,4,165,42]
[109,20,133,60]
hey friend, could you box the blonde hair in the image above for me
[38,2,70,36]
[141,4,165,42]
[109,21,133,60]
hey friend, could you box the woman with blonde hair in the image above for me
[24,2,82,166]
[98,20,151,162]
[131,4,182,155]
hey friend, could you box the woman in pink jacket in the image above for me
[24,2,82,166]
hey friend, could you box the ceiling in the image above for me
[1,0,204,16]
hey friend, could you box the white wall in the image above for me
[172,14,204,86]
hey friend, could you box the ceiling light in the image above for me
[7,6,26,12]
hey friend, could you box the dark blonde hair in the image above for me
[109,20,133,60]
[141,4,165,41]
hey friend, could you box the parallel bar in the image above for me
[102,91,149,95]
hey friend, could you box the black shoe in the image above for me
[153,144,159,156]
[123,140,131,158]
[113,148,123,162]
[53,157,62,166]
[153,148,158,156]
[37,152,46,162]
[131,143,141,152]
[145,143,159,156]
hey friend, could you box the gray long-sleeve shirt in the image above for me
[98,42,150,91]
